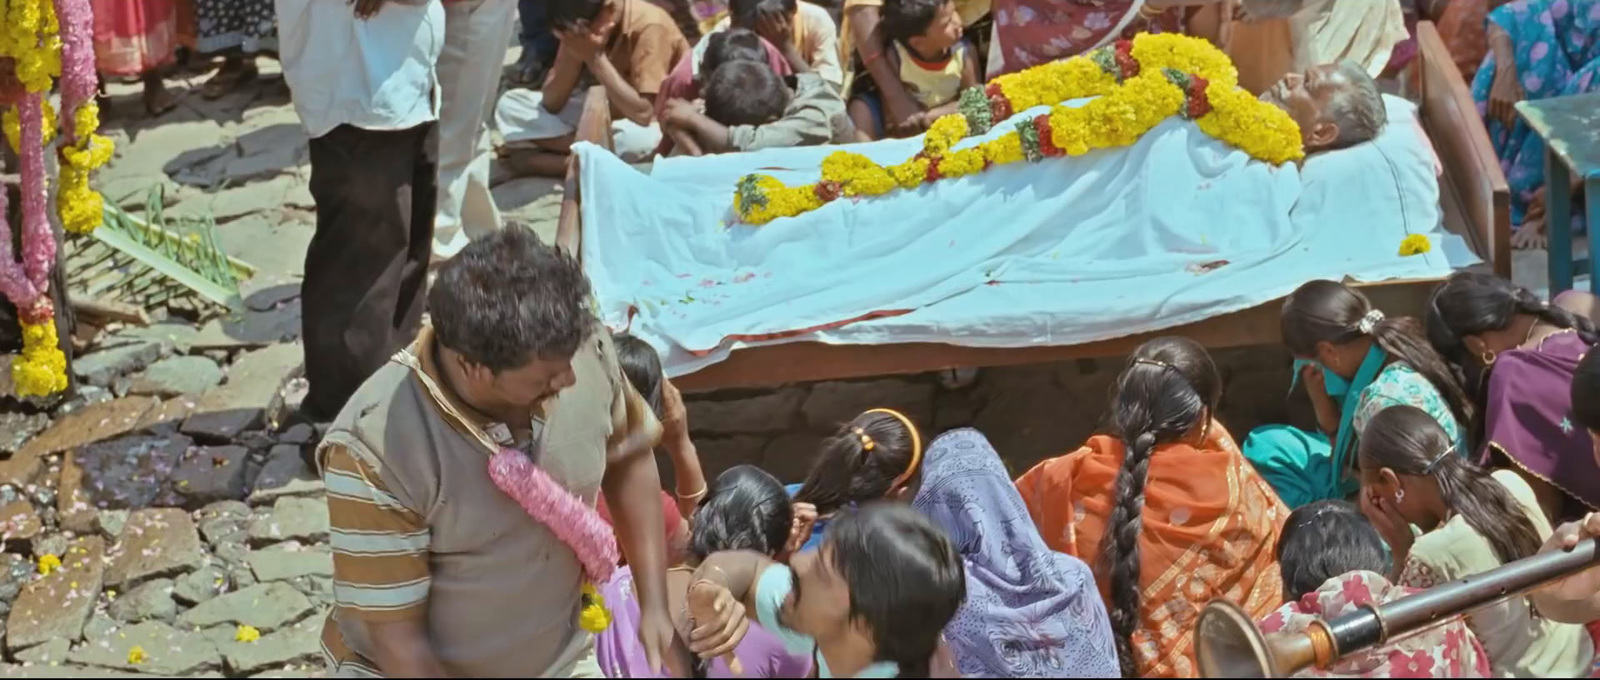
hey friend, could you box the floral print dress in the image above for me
[1470,0,1600,228]
[1352,361,1464,451]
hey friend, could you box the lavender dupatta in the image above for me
[912,429,1120,678]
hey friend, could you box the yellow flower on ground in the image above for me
[127,646,148,665]
[235,625,261,643]
[36,554,61,576]
[1399,234,1432,256]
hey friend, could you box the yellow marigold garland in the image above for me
[3,98,55,152]
[1,0,113,397]
[58,102,113,235]
[13,318,68,397]
[731,33,1304,226]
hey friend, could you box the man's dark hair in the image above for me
[1275,500,1390,601]
[613,333,664,416]
[548,0,607,32]
[704,60,788,126]
[729,0,797,29]
[825,503,964,677]
[429,226,595,372]
[880,0,948,46]
[699,28,768,76]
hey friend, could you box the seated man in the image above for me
[703,0,843,90]
[495,0,690,177]
[661,44,854,154]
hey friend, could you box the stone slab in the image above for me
[104,508,205,589]
[6,536,106,651]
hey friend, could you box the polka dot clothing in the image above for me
[194,0,279,54]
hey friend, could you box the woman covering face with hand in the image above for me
[1356,404,1593,678]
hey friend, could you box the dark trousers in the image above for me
[518,0,559,65]
[301,122,436,421]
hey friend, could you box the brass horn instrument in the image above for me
[1195,538,1600,678]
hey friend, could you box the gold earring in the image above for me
[1480,350,1497,366]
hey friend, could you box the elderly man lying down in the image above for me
[575,45,1470,376]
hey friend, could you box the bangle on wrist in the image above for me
[676,483,708,501]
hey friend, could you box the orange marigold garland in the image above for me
[732,33,1303,226]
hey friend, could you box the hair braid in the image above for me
[1105,431,1155,678]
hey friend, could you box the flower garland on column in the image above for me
[0,0,112,397]
[733,34,1303,226]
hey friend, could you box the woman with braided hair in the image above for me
[1243,279,1474,509]
[1426,272,1600,521]
[1015,337,1286,678]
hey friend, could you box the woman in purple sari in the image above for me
[911,428,1121,677]
[1426,272,1600,521]
[596,465,813,678]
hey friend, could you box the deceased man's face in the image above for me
[1260,63,1353,150]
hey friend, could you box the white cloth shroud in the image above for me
[577,96,1477,377]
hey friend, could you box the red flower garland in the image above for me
[1033,116,1062,157]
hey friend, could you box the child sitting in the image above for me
[1262,500,1492,677]
[494,0,690,177]
[655,25,794,150]
[848,0,977,141]
[661,54,853,154]
[684,502,964,678]
[1276,500,1390,601]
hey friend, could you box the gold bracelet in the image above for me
[1139,4,1164,18]
[676,483,708,501]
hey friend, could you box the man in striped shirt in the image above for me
[317,227,673,677]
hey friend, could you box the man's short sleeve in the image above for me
[322,443,432,621]
[754,564,816,656]
[728,73,843,151]
[627,23,687,96]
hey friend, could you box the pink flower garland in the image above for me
[0,185,35,308]
[17,92,54,297]
[487,447,619,585]
[53,0,96,143]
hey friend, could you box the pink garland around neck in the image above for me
[487,447,618,585]
[54,0,96,142]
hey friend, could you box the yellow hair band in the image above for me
[864,408,924,490]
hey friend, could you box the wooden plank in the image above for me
[671,278,1439,390]
[556,86,614,256]
[1414,21,1511,277]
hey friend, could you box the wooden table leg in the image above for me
[1589,176,1600,294]
[1547,153,1574,294]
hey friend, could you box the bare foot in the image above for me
[1514,189,1549,249]
[142,76,178,116]
[202,57,258,100]
[1513,214,1548,249]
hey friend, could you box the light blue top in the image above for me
[755,564,901,679]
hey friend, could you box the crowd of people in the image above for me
[112,0,1596,677]
[316,226,1600,679]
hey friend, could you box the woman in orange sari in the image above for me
[1016,336,1287,678]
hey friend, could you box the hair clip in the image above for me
[1132,357,1177,372]
[852,427,876,451]
[1357,309,1386,334]
[1421,444,1456,473]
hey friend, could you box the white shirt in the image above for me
[275,0,446,138]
